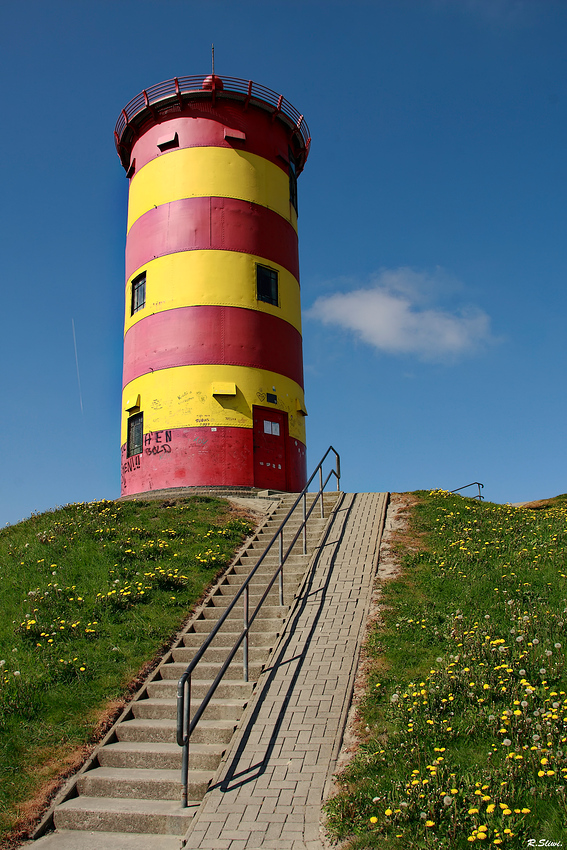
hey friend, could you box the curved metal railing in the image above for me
[451,482,484,500]
[114,74,311,168]
[176,446,340,806]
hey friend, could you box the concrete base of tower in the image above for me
[120,425,306,497]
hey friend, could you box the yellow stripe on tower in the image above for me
[127,148,298,231]
[124,251,301,334]
[121,365,307,443]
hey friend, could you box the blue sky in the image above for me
[1,0,566,526]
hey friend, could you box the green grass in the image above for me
[325,490,567,849]
[0,496,253,840]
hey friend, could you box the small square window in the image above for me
[131,272,146,315]
[127,412,143,457]
[263,420,280,436]
[256,265,278,306]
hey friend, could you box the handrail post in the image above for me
[278,530,284,606]
[243,586,249,682]
[302,491,307,555]
[181,676,190,807]
[319,467,324,518]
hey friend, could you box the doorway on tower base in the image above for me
[253,406,288,491]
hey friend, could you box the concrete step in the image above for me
[264,510,330,521]
[53,796,195,835]
[256,523,325,537]
[171,645,271,665]
[252,525,324,539]
[77,767,210,801]
[199,603,288,619]
[116,718,236,745]
[132,697,245,722]
[223,570,304,587]
[182,629,273,648]
[158,659,264,681]
[146,678,253,700]
[211,585,295,605]
[235,553,311,568]
[189,616,284,633]
[28,829,184,849]
[243,540,319,557]
[97,741,224,771]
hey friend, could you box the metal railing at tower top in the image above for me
[114,74,311,169]
[176,446,340,807]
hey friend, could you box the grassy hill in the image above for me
[0,495,253,845]
[325,490,567,848]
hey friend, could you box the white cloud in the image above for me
[306,267,494,362]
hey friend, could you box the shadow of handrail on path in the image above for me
[212,492,354,793]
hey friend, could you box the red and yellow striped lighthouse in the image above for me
[114,75,310,496]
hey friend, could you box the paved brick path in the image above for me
[183,492,388,850]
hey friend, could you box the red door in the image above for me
[253,407,288,490]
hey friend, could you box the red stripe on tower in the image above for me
[123,306,304,388]
[125,198,300,281]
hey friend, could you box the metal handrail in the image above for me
[176,446,340,806]
[114,74,311,171]
[450,482,484,500]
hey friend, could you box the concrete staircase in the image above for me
[31,492,339,850]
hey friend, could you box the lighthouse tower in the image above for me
[115,74,310,496]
